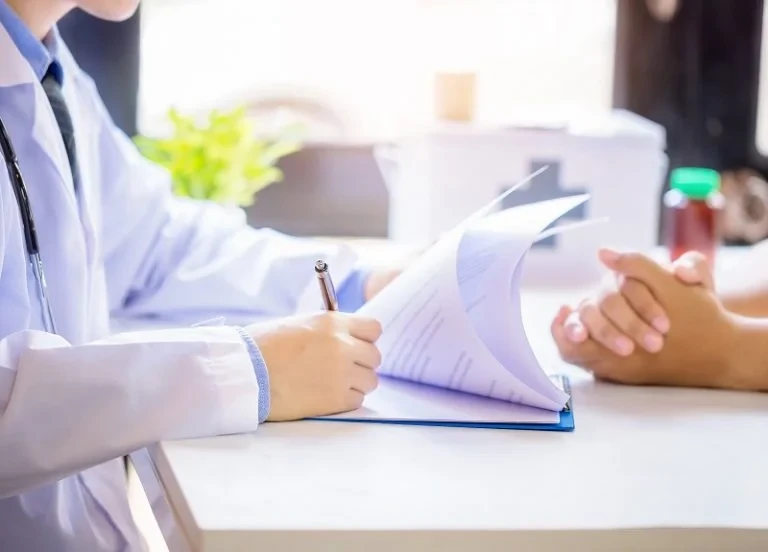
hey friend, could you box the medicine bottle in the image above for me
[663,167,725,267]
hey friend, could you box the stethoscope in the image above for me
[0,115,58,334]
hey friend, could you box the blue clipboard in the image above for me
[309,375,575,432]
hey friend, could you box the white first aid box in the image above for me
[378,110,668,286]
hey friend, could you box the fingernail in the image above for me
[644,333,663,353]
[599,248,621,263]
[614,337,634,356]
[566,324,586,341]
[652,317,669,333]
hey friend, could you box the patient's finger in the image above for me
[563,309,588,342]
[576,300,634,356]
[672,251,714,290]
[552,307,579,362]
[618,278,670,334]
[598,249,669,290]
[598,285,664,353]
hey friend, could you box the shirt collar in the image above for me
[0,0,63,83]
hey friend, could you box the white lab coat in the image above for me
[0,24,356,551]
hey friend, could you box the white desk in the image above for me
[147,286,768,552]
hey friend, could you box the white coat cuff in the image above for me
[236,327,270,422]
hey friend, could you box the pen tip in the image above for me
[315,260,327,272]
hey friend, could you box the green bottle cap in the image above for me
[670,167,720,200]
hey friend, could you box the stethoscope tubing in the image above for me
[0,115,58,334]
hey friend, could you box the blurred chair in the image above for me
[244,92,351,140]
[242,94,390,238]
[245,143,389,238]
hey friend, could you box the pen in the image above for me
[315,259,338,311]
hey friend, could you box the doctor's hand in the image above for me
[248,312,383,421]
[561,249,713,356]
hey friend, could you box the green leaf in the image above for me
[133,106,302,206]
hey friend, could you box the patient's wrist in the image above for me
[726,315,768,392]
[718,283,768,318]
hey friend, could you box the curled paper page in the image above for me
[534,216,610,244]
[359,192,589,412]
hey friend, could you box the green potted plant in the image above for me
[134,106,301,207]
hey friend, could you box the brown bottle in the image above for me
[663,167,724,268]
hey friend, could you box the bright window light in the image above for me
[138,0,616,140]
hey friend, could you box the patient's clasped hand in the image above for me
[552,248,768,392]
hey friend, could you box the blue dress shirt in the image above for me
[0,0,369,422]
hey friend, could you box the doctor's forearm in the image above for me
[0,327,262,498]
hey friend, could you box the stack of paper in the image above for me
[311,170,591,431]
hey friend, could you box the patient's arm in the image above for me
[729,316,768,391]
[718,240,768,317]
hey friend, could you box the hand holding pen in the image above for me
[244,259,383,421]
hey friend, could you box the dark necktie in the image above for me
[41,69,81,194]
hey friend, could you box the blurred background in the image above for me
[58,0,768,244]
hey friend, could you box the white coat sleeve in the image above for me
[0,326,261,498]
[82,78,362,324]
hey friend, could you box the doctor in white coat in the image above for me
[0,0,403,550]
